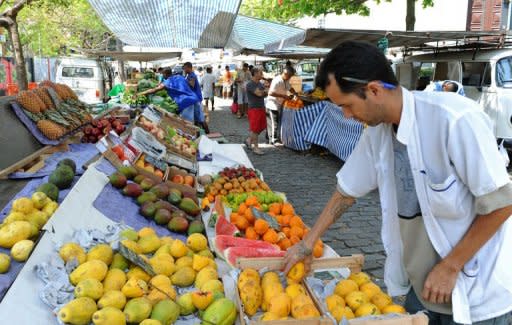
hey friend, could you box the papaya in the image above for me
[87,244,114,266]
[92,306,126,325]
[97,290,126,309]
[74,278,104,300]
[123,297,152,324]
[58,297,97,325]
[69,260,108,286]
[103,268,127,291]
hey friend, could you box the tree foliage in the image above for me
[240,0,434,24]
[16,0,110,56]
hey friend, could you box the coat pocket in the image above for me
[422,171,471,219]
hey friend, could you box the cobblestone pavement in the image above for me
[208,98,386,280]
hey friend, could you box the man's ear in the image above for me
[366,81,381,96]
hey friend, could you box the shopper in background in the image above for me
[266,66,296,144]
[235,63,252,119]
[222,65,233,99]
[183,62,209,133]
[245,67,268,155]
[200,66,217,121]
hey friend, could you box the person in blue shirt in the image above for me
[136,68,199,122]
[183,62,207,131]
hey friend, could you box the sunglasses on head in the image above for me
[341,76,396,90]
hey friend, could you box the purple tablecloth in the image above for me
[9,143,99,179]
[10,101,60,145]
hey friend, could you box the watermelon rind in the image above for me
[224,246,286,268]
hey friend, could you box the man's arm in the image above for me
[282,189,356,273]
[423,204,512,304]
[137,83,165,97]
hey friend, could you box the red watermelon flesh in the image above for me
[215,215,240,237]
[224,246,286,268]
[214,235,278,258]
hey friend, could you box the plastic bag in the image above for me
[231,102,238,114]
[499,139,509,167]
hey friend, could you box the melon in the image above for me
[224,247,286,268]
[215,215,240,237]
[214,235,278,258]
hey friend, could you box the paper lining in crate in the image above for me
[231,256,365,325]
[154,105,200,138]
[302,258,428,325]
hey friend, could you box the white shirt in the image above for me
[267,75,290,110]
[337,88,512,323]
[200,73,216,98]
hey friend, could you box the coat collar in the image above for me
[396,87,415,145]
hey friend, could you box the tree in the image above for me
[240,0,434,31]
[0,0,35,91]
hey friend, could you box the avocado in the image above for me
[48,165,75,189]
[57,158,77,174]
[36,182,59,201]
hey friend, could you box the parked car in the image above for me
[55,57,109,104]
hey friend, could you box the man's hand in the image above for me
[422,259,459,304]
[282,240,313,274]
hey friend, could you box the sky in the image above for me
[296,0,470,31]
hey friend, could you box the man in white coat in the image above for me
[283,41,512,324]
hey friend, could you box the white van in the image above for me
[56,57,108,104]
[395,48,512,140]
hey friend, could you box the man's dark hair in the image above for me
[162,68,172,78]
[243,63,249,68]
[249,65,254,70]
[183,62,193,68]
[225,65,230,70]
[316,41,398,99]
[206,67,212,73]
[442,81,458,92]
[251,67,262,77]
[285,60,292,67]
[157,67,163,72]
[283,66,295,76]
[198,66,203,71]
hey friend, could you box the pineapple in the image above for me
[16,91,44,113]
[54,84,70,100]
[59,84,78,100]
[33,88,54,110]
[37,120,66,140]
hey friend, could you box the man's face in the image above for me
[325,74,385,126]
[243,65,248,71]
[183,65,192,73]
[282,71,291,80]
[253,70,262,80]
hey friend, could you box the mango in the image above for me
[149,255,176,276]
[167,216,188,233]
[285,283,307,299]
[0,221,33,248]
[154,244,173,258]
[123,297,152,323]
[12,197,34,214]
[178,197,200,216]
[167,188,182,205]
[170,238,188,258]
[150,184,170,200]
[87,244,114,266]
[136,191,158,206]
[69,260,108,285]
[192,291,214,310]
[108,172,127,189]
[36,183,59,202]
[355,302,381,317]
[138,234,161,254]
[75,278,104,300]
[103,269,127,291]
[202,298,236,325]
[27,210,48,229]
[150,299,180,325]
[140,320,162,325]
[120,239,142,254]
[177,292,196,315]
[121,277,148,298]
[118,166,137,180]
[122,183,143,197]
[110,253,129,271]
[345,291,369,310]
[58,297,97,325]
[92,306,126,325]
[0,253,10,273]
[97,290,126,309]
[170,266,196,287]
[42,200,59,215]
[187,233,208,252]
[10,239,34,262]
[195,266,218,289]
[187,220,205,235]
[119,228,138,241]
[286,262,305,283]
[201,279,224,293]
[126,266,151,282]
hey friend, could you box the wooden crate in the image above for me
[234,256,363,325]
[347,313,428,325]
[155,106,200,138]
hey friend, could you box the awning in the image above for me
[265,28,511,52]
[244,46,329,59]
[88,0,242,48]
[81,50,182,62]
[225,15,305,51]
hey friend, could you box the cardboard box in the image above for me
[233,256,363,325]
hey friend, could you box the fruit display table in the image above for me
[281,100,364,161]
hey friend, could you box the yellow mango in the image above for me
[87,244,113,266]
[69,260,108,286]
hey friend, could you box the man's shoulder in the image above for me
[412,90,481,117]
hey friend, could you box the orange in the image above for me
[315,239,323,247]
[230,212,240,223]
[238,203,247,214]
[282,227,291,238]
[254,219,269,235]
[268,212,277,218]
[290,235,301,245]
[245,227,259,240]
[268,203,282,215]
[281,203,294,216]
[235,216,249,231]
[313,244,323,258]
[303,228,309,237]
[290,226,304,239]
[278,238,292,250]
[207,194,215,202]
[276,215,284,225]
[263,229,279,244]
[281,215,291,227]
[244,208,255,224]
[289,216,304,228]
[245,196,258,206]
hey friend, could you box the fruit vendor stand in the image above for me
[280,98,364,161]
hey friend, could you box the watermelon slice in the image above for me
[214,235,278,258]
[224,246,286,268]
[215,215,240,237]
